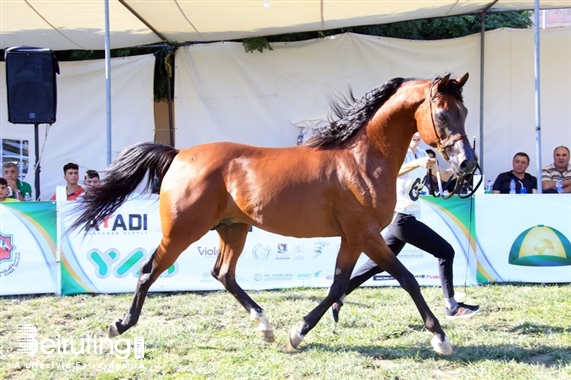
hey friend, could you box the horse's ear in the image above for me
[456,72,469,88]
[437,74,451,91]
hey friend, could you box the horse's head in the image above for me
[415,73,477,177]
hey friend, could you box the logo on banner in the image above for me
[509,225,571,267]
[252,244,271,260]
[0,233,20,277]
[198,246,218,257]
[311,241,329,259]
[87,249,177,278]
[275,243,290,260]
[87,214,149,235]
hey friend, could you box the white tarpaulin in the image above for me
[0,54,156,200]
[174,29,571,186]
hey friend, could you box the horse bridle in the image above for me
[428,79,466,162]
[427,78,482,199]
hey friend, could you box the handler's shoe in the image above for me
[330,301,343,323]
[445,303,480,320]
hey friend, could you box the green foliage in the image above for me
[245,11,532,52]
[53,46,175,103]
[243,37,273,53]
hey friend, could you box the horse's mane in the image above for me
[305,75,464,149]
[305,77,406,149]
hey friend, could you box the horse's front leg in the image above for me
[213,223,275,342]
[363,234,452,355]
[286,239,360,352]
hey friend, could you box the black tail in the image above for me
[71,142,179,232]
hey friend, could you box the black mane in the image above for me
[305,75,464,149]
[305,77,405,149]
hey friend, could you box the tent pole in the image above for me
[479,11,486,174]
[534,0,543,193]
[104,0,112,165]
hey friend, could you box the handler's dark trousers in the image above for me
[344,212,456,299]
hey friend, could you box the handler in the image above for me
[331,133,480,321]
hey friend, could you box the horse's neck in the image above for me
[363,83,428,167]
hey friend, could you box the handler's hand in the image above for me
[418,157,437,170]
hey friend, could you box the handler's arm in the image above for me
[398,157,454,181]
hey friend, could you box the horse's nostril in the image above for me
[459,158,477,174]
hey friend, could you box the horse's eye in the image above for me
[436,111,449,124]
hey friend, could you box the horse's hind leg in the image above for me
[108,242,185,338]
[212,223,274,342]
[363,234,452,355]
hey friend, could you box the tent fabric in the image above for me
[0,1,568,50]
[174,29,571,186]
[0,54,156,200]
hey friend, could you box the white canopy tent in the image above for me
[0,1,568,50]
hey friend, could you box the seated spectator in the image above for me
[77,170,100,200]
[83,170,100,193]
[0,178,18,202]
[2,162,32,201]
[492,152,538,194]
[50,162,85,201]
[542,146,571,193]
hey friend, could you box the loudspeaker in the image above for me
[5,47,60,124]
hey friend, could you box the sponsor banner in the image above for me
[59,197,478,295]
[59,200,341,294]
[355,196,478,288]
[476,194,571,283]
[0,202,58,295]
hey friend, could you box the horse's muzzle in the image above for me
[448,140,478,176]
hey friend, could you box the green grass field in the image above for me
[1,284,570,379]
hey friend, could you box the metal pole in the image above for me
[479,11,486,174]
[34,123,41,200]
[534,0,543,193]
[104,0,112,165]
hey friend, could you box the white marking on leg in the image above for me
[335,267,342,275]
[250,309,275,342]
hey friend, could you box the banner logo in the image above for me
[509,225,571,267]
[87,214,149,235]
[0,233,20,277]
[87,249,177,278]
[252,244,271,260]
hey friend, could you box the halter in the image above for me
[428,79,466,162]
[426,78,482,199]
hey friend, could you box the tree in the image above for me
[243,11,532,53]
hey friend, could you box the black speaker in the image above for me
[5,47,60,124]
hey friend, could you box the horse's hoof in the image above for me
[285,325,304,353]
[257,329,275,343]
[431,335,453,355]
[108,319,122,338]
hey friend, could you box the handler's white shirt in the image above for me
[395,148,428,217]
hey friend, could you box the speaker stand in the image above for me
[34,123,41,200]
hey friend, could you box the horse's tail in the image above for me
[71,142,179,232]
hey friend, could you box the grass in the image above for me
[1,284,570,379]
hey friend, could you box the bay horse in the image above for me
[72,73,477,355]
